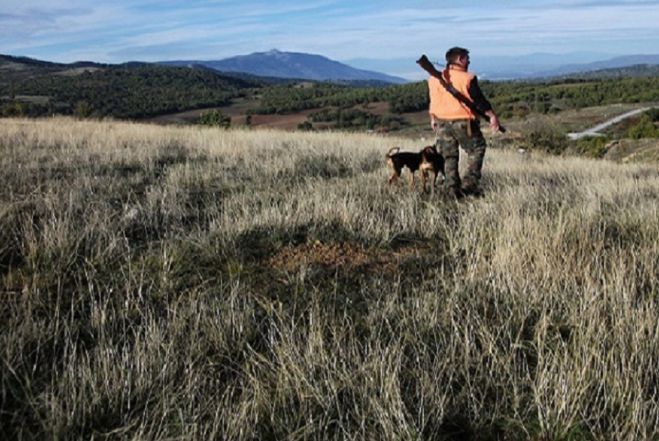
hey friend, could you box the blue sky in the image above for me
[2,0,659,79]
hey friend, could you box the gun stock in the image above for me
[416,55,443,81]
[416,54,506,133]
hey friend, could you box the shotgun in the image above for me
[416,54,506,133]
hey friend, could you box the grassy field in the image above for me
[2,118,659,440]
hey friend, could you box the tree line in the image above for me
[255,77,658,116]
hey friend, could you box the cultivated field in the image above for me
[2,118,659,440]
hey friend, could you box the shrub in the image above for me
[74,101,92,119]
[522,122,569,154]
[626,114,659,139]
[573,135,610,158]
[1,101,25,117]
[297,121,313,131]
[198,109,231,128]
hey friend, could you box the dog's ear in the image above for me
[423,145,436,155]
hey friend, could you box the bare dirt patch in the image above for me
[355,101,390,115]
[55,67,102,76]
[266,240,427,273]
[248,111,315,130]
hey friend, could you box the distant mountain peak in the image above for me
[161,50,408,84]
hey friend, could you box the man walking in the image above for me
[427,47,500,198]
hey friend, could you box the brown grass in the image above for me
[1,117,659,440]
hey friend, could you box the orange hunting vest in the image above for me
[428,67,476,120]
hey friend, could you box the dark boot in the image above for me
[460,177,483,197]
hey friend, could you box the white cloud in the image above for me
[1,1,658,63]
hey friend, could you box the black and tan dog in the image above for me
[386,145,444,192]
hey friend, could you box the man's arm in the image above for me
[469,77,500,132]
[468,77,491,112]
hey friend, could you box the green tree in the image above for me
[198,110,231,128]
[74,101,92,118]
[1,101,25,117]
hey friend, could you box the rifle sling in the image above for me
[440,68,487,120]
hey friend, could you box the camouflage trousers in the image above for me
[434,119,487,196]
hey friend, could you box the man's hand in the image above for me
[430,118,439,131]
[485,111,501,132]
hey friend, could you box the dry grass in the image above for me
[2,117,659,440]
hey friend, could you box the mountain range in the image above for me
[477,53,659,80]
[161,49,408,84]
[2,50,659,88]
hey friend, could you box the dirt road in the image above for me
[567,107,651,140]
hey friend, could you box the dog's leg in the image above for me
[389,165,401,185]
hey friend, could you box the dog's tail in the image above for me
[386,146,400,158]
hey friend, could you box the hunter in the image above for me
[427,47,501,198]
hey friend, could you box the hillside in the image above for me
[0,54,113,83]
[550,64,659,80]
[2,118,659,439]
[0,55,260,118]
[200,77,659,140]
[475,53,659,80]
[540,54,659,78]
